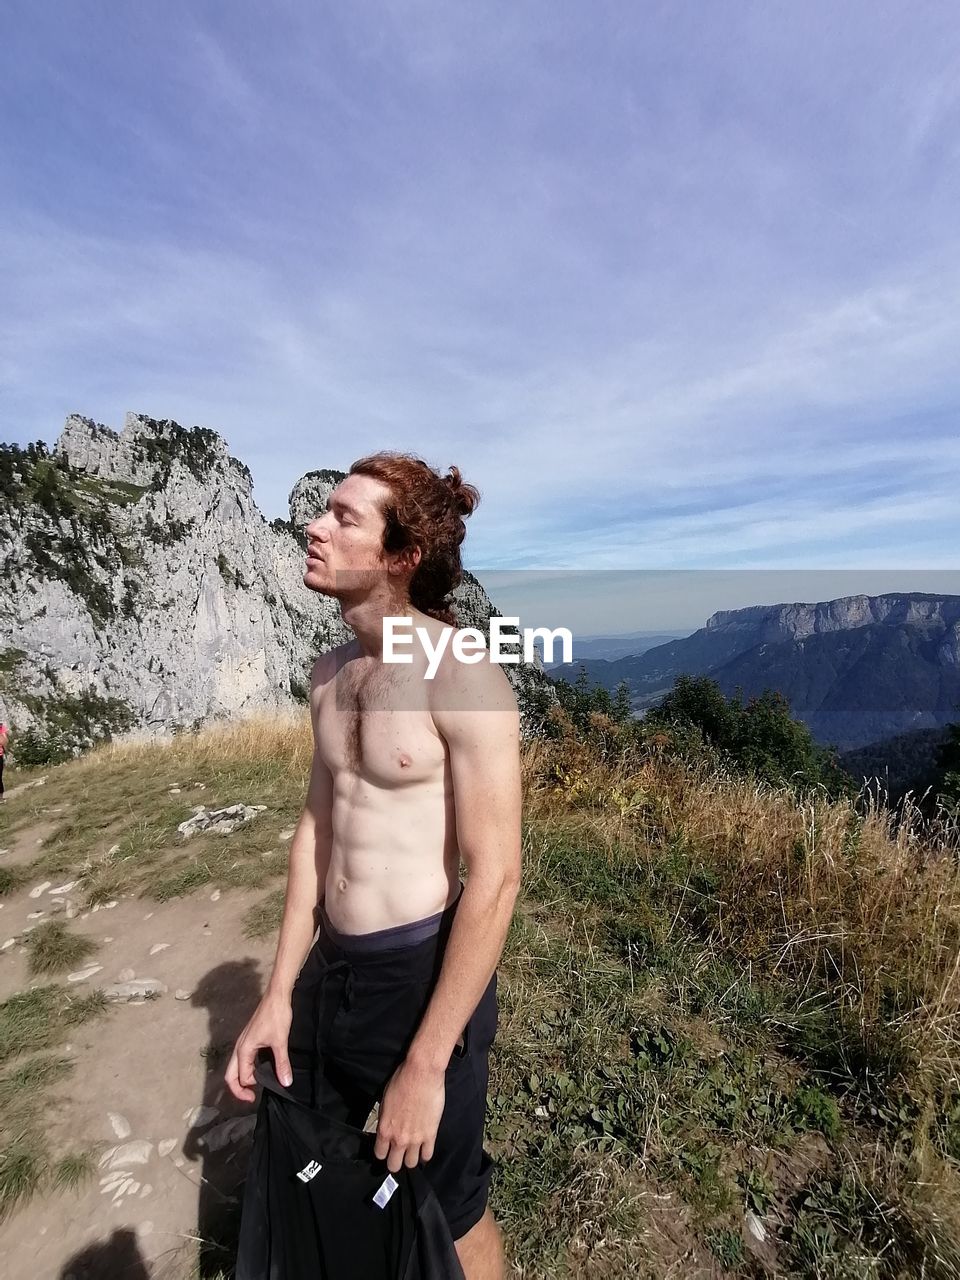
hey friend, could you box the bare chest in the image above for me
[315,659,447,784]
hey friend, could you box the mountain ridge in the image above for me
[550,591,960,751]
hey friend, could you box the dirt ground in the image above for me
[0,792,283,1279]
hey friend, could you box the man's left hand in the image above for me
[374,1058,446,1173]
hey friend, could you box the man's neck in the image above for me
[341,599,417,659]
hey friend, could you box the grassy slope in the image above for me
[1,713,959,1278]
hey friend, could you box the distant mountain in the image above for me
[539,630,686,667]
[549,593,960,751]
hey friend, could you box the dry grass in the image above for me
[3,710,960,1275]
[94,711,313,772]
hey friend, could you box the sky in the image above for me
[2,2,960,631]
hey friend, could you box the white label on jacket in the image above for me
[373,1173,399,1208]
[297,1159,323,1183]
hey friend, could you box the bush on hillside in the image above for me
[12,691,137,768]
[643,674,856,799]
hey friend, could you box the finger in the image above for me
[420,1140,434,1163]
[237,1039,257,1089]
[387,1144,404,1175]
[224,1050,253,1103]
[403,1144,420,1169]
[273,1047,293,1088]
[374,1131,390,1162]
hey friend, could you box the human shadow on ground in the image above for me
[183,958,264,1278]
[59,1227,151,1280]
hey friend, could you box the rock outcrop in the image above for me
[0,413,554,748]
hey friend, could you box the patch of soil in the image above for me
[1,875,282,1279]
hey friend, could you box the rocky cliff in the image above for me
[550,592,960,751]
[0,413,553,754]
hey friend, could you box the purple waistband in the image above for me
[319,881,464,954]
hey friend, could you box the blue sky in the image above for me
[3,1,960,627]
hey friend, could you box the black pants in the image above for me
[286,886,499,1241]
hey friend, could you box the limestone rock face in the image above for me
[0,414,555,744]
[703,594,960,642]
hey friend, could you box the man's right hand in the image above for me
[224,992,294,1103]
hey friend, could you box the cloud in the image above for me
[1,0,959,593]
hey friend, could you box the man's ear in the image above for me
[388,545,421,576]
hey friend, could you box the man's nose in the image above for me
[305,517,328,541]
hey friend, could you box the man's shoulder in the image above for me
[429,636,519,710]
[310,642,354,688]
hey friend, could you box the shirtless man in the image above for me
[226,452,522,1280]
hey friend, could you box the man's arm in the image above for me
[265,657,335,1002]
[405,651,522,1072]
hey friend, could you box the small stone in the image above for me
[745,1211,767,1243]
[149,943,170,955]
[80,913,90,921]
[29,881,52,898]
[35,837,44,846]
[65,905,78,920]
[107,844,120,856]
[175,989,193,1001]
[91,904,101,913]
[199,1115,256,1152]
[1,939,15,951]
[118,967,136,982]
[169,787,181,795]
[184,1104,220,1128]
[210,889,221,902]
[68,965,103,983]
[108,1113,132,1140]
[102,935,113,942]
[139,1184,153,1198]
[49,881,77,894]
[127,1180,141,1195]
[143,912,154,920]
[104,901,118,909]
[173,1156,184,1168]
[279,829,295,842]
[99,1140,153,1169]
[158,1138,178,1158]
[27,910,45,920]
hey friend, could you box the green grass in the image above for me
[0,984,109,1065]
[25,921,99,976]
[242,888,286,940]
[0,1048,105,1222]
[2,720,959,1275]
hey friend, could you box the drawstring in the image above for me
[315,956,356,1013]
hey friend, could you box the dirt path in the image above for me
[1,814,282,1279]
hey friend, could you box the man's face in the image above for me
[302,473,393,596]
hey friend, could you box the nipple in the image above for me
[398,755,411,768]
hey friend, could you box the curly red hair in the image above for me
[348,451,480,625]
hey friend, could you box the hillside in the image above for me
[550,593,960,751]
[0,413,553,754]
[1,714,958,1278]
